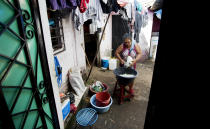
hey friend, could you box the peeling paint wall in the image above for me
[57,14,86,87]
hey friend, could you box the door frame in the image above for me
[29,0,60,128]
[0,0,60,128]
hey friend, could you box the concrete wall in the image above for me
[58,14,86,88]
[99,15,112,58]
[38,1,86,128]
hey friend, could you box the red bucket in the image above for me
[96,92,111,107]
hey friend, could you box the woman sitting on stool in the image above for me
[115,33,142,96]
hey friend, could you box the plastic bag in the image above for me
[68,67,86,96]
[91,81,105,92]
[125,56,133,68]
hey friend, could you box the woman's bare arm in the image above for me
[115,44,125,64]
[131,44,142,66]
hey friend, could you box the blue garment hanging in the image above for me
[134,0,142,13]
[54,56,62,87]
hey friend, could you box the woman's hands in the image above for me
[120,59,125,65]
[130,59,137,67]
[115,44,125,65]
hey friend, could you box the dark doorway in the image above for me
[112,15,131,57]
[83,20,98,66]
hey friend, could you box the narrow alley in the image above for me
[67,60,155,129]
[0,0,162,129]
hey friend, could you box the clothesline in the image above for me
[48,0,149,42]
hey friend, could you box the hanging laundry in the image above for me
[142,8,149,27]
[84,0,101,20]
[100,0,120,14]
[72,8,83,30]
[66,0,78,10]
[48,0,78,10]
[59,0,68,9]
[79,0,90,13]
[94,0,105,28]
[76,0,81,8]
[49,0,61,10]
[73,0,104,31]
[124,2,132,20]
[135,1,142,13]
[119,0,135,36]
[102,0,108,4]
[88,0,105,29]
[117,0,129,7]
[119,8,129,21]
[134,11,142,43]
[89,22,98,34]
[79,0,87,13]
[133,0,143,43]
[51,0,68,10]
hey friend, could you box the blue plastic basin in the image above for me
[101,59,109,68]
[76,108,98,126]
[90,94,113,113]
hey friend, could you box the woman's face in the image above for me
[124,38,131,48]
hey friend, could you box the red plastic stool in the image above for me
[113,81,133,104]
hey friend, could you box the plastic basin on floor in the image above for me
[96,92,111,107]
[90,94,113,113]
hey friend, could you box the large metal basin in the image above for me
[113,67,138,86]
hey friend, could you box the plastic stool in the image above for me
[113,81,133,104]
[74,108,98,129]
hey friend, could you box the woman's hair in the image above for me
[122,33,132,41]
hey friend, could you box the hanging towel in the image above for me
[54,56,62,87]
